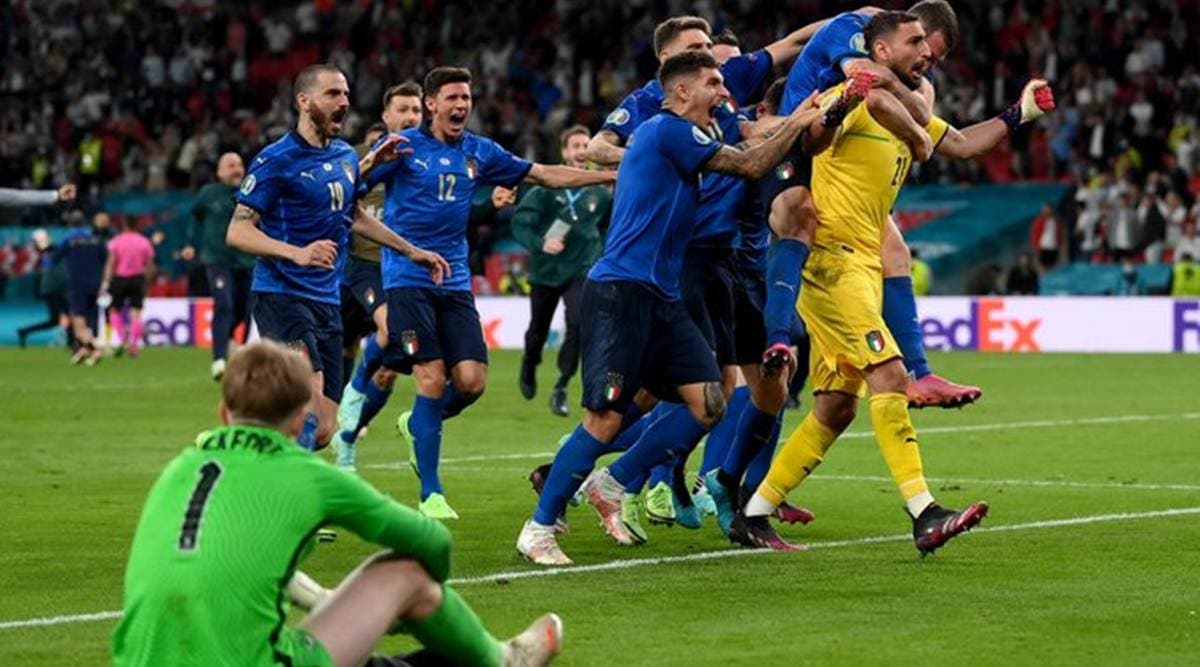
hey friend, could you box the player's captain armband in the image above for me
[544,219,572,241]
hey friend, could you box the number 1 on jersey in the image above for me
[179,461,222,552]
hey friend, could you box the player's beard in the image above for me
[891,61,924,91]
[309,105,347,140]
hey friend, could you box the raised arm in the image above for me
[937,80,1056,161]
[524,164,616,188]
[225,204,337,269]
[586,129,627,167]
[349,203,450,285]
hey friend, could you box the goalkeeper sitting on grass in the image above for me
[113,340,561,667]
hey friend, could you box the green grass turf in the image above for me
[2,348,1198,665]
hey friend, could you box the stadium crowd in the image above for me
[2,0,1199,290]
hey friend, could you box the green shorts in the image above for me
[276,627,335,667]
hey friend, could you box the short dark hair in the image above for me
[423,67,472,98]
[657,50,720,90]
[364,122,388,141]
[653,16,712,55]
[560,124,590,146]
[762,77,787,115]
[863,11,922,55]
[909,0,959,52]
[382,81,423,109]
[294,64,344,95]
[713,29,740,48]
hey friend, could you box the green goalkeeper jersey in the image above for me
[112,424,452,666]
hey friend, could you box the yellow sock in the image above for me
[869,392,933,515]
[759,412,838,507]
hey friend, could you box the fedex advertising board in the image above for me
[107,297,1199,353]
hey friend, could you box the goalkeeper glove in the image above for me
[998,79,1055,132]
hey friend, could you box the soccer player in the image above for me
[512,124,612,417]
[111,341,562,667]
[761,0,986,409]
[99,217,155,357]
[227,64,450,452]
[362,66,614,520]
[580,15,826,533]
[58,210,110,366]
[183,151,255,380]
[730,11,1053,553]
[16,229,71,348]
[516,50,860,565]
[335,81,426,472]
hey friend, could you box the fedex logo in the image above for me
[922,298,1042,352]
[142,300,214,348]
[1174,301,1200,352]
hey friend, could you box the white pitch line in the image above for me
[819,474,1200,492]
[447,506,1200,585]
[366,412,1200,469]
[4,506,1198,631]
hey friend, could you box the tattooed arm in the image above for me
[225,204,337,269]
[705,106,824,179]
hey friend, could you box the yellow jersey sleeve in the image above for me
[926,114,951,149]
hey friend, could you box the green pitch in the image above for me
[2,348,1198,665]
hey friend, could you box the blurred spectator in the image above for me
[1138,189,1168,263]
[1029,201,1063,269]
[1177,220,1200,263]
[966,263,1004,296]
[1006,253,1040,295]
[1117,259,1144,295]
[910,247,932,296]
[1108,189,1141,262]
[1171,253,1200,296]
[16,228,71,348]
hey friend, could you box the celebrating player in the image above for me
[59,211,111,366]
[362,66,615,519]
[227,64,450,452]
[513,124,613,417]
[730,11,1054,553]
[335,81,426,472]
[99,217,155,358]
[184,152,254,380]
[111,341,562,667]
[516,50,867,565]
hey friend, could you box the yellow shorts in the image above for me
[798,247,900,396]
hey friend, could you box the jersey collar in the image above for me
[420,122,464,146]
[194,424,298,451]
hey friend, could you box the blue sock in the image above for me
[297,412,319,451]
[609,403,663,453]
[533,425,615,525]
[765,239,810,347]
[351,336,384,393]
[883,276,930,379]
[609,404,707,487]
[720,397,779,481]
[440,380,478,419]
[701,386,749,477]
[647,460,674,489]
[355,377,393,432]
[410,395,444,499]
[743,414,784,491]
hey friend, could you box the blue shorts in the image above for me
[733,267,768,366]
[758,141,813,208]
[68,284,99,317]
[682,247,737,367]
[580,279,721,412]
[382,287,487,373]
[253,292,344,401]
[341,259,385,343]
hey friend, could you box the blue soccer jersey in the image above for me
[362,126,532,292]
[589,112,721,300]
[57,228,106,290]
[236,132,360,305]
[780,11,871,114]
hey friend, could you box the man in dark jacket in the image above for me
[511,125,612,416]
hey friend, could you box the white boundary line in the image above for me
[3,506,1198,632]
[819,474,1200,492]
